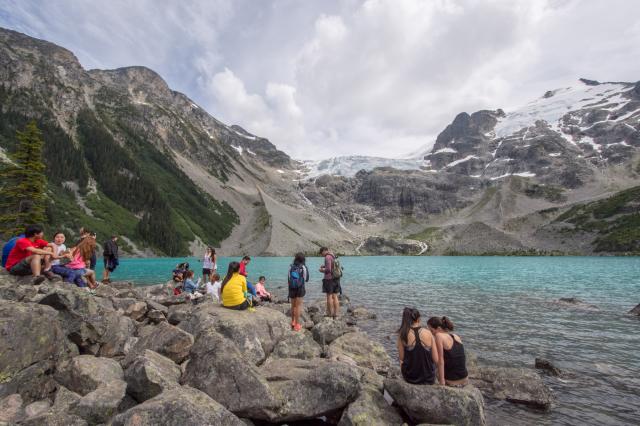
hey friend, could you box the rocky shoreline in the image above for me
[1,272,555,425]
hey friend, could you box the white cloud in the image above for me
[1,0,638,160]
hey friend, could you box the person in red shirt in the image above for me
[5,224,54,285]
[239,255,250,277]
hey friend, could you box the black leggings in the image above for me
[224,300,249,311]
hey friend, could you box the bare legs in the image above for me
[290,298,303,331]
[27,254,42,276]
[325,293,340,318]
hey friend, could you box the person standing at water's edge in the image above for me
[102,235,119,283]
[397,307,438,385]
[202,247,215,282]
[319,247,341,319]
[428,316,469,387]
[288,252,309,331]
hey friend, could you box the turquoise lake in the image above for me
[97,256,640,425]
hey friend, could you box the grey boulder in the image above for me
[54,355,124,395]
[329,331,391,374]
[470,367,553,410]
[123,321,194,366]
[124,349,181,402]
[311,317,356,345]
[338,388,403,426]
[71,380,127,424]
[629,303,640,315]
[385,378,486,426]
[271,330,322,360]
[112,386,244,426]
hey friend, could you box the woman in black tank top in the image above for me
[396,308,438,385]
[427,316,469,386]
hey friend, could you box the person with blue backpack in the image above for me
[288,252,309,331]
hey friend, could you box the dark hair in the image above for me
[211,273,221,281]
[258,276,265,281]
[25,224,43,238]
[318,247,328,255]
[397,307,421,344]
[211,248,216,255]
[220,261,240,294]
[293,252,306,265]
[242,255,251,261]
[427,316,455,331]
[53,231,65,239]
[186,270,194,278]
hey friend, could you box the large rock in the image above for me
[180,303,289,365]
[260,358,363,422]
[24,400,51,418]
[0,301,71,402]
[112,386,244,426]
[54,355,124,395]
[271,330,322,360]
[71,380,127,424]
[20,412,88,426]
[470,367,553,410]
[385,378,486,426]
[123,321,194,366]
[629,303,640,316]
[535,358,561,376]
[0,394,24,424]
[181,329,279,419]
[167,303,193,325]
[38,287,134,357]
[111,297,147,321]
[338,388,403,426]
[124,350,181,402]
[329,332,391,374]
[311,317,357,345]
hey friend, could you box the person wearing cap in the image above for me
[102,235,119,283]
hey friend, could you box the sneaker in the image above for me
[293,323,302,332]
[31,275,46,285]
[43,270,58,281]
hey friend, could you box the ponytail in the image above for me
[427,316,455,331]
[398,307,421,344]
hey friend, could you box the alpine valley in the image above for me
[1,27,639,256]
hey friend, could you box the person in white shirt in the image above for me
[206,272,222,303]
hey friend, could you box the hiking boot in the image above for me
[31,275,46,285]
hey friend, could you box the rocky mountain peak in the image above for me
[88,66,172,99]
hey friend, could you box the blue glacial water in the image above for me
[97,256,640,425]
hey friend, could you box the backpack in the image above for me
[1,235,24,268]
[289,264,306,289]
[332,256,343,279]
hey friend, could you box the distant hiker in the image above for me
[202,247,216,282]
[427,316,469,386]
[102,235,119,283]
[288,252,309,331]
[221,261,249,310]
[319,247,342,319]
[4,225,54,285]
[397,307,438,385]
[255,276,272,302]
[206,272,222,303]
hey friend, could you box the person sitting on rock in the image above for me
[4,224,56,285]
[255,276,272,302]
[427,316,469,387]
[64,236,99,289]
[220,261,249,310]
[206,272,222,303]
[397,307,438,385]
[183,270,199,294]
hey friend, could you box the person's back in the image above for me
[221,272,247,307]
[428,316,468,385]
[397,308,437,385]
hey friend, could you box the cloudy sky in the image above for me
[1,0,639,159]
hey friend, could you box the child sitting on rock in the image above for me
[255,276,272,302]
[206,273,222,303]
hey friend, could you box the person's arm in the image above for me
[304,265,310,282]
[434,334,445,385]
[25,245,51,256]
[397,336,404,366]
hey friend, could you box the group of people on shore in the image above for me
[2,224,120,289]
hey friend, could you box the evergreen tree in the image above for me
[0,120,47,236]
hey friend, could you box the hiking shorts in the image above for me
[9,258,33,276]
[104,257,118,272]
[322,278,341,294]
[224,300,249,311]
[289,284,306,299]
[202,268,211,277]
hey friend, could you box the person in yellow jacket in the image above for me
[221,261,249,310]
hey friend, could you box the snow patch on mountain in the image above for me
[302,155,427,178]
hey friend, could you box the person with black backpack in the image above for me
[288,252,309,331]
[319,246,343,319]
